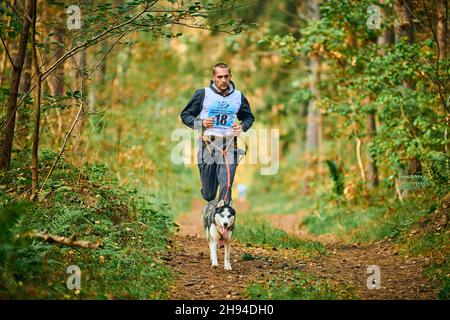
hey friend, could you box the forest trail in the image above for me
[166,199,438,299]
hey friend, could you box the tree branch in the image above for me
[38,35,125,193]
[29,231,100,249]
[0,4,151,133]
[0,33,15,68]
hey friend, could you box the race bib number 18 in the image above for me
[208,102,236,128]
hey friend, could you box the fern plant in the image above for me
[325,160,344,195]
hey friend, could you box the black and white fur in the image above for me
[202,199,236,270]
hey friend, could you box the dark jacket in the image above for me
[180,80,255,132]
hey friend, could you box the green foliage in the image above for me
[60,0,248,44]
[234,219,326,257]
[247,190,316,216]
[247,0,448,194]
[0,156,175,299]
[299,190,449,299]
[425,257,450,300]
[246,271,357,300]
[302,196,437,244]
[397,153,450,197]
[404,231,447,257]
[241,252,255,261]
[215,0,449,299]
[303,204,384,241]
[2,0,448,300]
[0,200,33,265]
[325,160,344,195]
[425,152,450,196]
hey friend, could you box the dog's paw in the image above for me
[211,263,219,269]
[224,263,232,271]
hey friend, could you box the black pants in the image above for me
[197,136,239,205]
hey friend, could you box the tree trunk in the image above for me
[18,48,32,94]
[30,0,41,201]
[367,7,395,189]
[52,31,65,97]
[306,58,321,151]
[16,48,32,147]
[0,48,9,88]
[47,9,66,146]
[98,43,108,85]
[436,0,448,62]
[0,39,11,88]
[367,113,379,187]
[0,3,14,87]
[305,0,321,152]
[0,0,33,171]
[395,0,422,200]
[395,0,415,43]
[436,0,449,153]
[356,136,366,182]
[72,49,87,156]
[396,0,421,174]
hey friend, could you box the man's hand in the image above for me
[232,123,243,136]
[202,117,214,128]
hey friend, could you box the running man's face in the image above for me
[212,67,231,92]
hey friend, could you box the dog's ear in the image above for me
[228,199,233,207]
[217,199,225,208]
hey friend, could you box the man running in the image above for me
[180,63,255,206]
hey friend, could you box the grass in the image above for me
[246,271,357,300]
[300,192,450,299]
[425,257,450,300]
[402,230,448,257]
[0,150,175,299]
[302,197,438,244]
[246,167,449,299]
[246,190,316,216]
[398,200,449,300]
[302,206,386,241]
[234,218,326,258]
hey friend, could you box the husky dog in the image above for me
[202,199,236,270]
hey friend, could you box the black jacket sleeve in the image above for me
[180,89,205,130]
[237,93,255,132]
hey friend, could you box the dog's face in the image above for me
[214,200,235,236]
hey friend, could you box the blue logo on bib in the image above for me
[208,101,236,128]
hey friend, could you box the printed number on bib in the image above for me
[208,104,235,129]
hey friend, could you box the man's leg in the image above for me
[198,139,219,202]
[198,163,218,202]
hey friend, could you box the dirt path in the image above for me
[167,199,438,299]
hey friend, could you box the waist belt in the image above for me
[200,135,236,143]
[200,134,215,142]
[200,135,238,154]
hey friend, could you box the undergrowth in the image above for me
[234,219,326,258]
[0,149,175,299]
[246,271,357,300]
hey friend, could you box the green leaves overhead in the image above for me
[249,0,448,183]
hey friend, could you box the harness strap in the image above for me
[201,135,237,203]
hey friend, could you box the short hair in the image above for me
[212,63,231,75]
